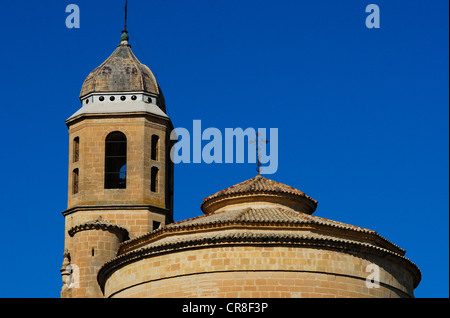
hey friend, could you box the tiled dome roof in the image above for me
[201,174,318,214]
[203,174,317,202]
[114,206,411,273]
[168,206,375,234]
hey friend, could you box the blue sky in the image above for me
[0,0,447,298]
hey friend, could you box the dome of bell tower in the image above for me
[79,32,162,99]
[67,31,168,123]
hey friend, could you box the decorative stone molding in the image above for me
[60,249,72,297]
[68,216,129,240]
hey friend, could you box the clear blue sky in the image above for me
[0,0,447,298]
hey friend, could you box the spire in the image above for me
[120,0,129,45]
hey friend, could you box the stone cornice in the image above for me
[117,208,404,256]
[68,216,129,239]
[66,111,173,129]
[62,204,172,220]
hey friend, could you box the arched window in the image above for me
[105,131,127,189]
[151,135,159,161]
[151,167,159,192]
[73,137,79,163]
[73,168,79,194]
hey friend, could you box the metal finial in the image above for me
[249,132,269,175]
[120,0,129,44]
[124,0,128,32]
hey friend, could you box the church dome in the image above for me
[200,174,318,215]
[98,175,421,298]
[79,32,162,99]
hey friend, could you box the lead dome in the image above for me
[79,32,164,105]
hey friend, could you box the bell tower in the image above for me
[60,29,175,297]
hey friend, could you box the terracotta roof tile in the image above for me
[167,207,373,233]
[202,174,317,203]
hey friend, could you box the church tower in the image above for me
[60,29,175,297]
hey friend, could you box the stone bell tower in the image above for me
[60,29,175,297]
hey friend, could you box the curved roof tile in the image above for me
[203,175,317,202]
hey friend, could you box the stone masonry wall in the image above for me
[63,208,166,257]
[67,116,170,209]
[70,228,122,298]
[103,245,416,298]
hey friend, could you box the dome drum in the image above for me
[80,92,163,109]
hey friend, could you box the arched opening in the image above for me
[105,131,127,189]
[73,137,79,163]
[73,168,79,195]
[151,166,159,193]
[151,135,159,161]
